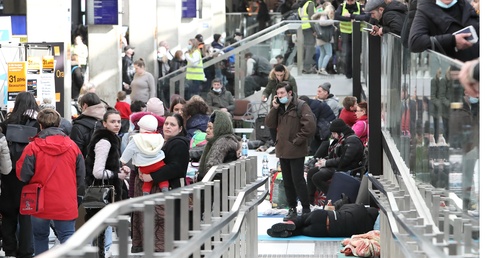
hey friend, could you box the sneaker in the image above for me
[267,228,292,238]
[131,246,143,253]
[283,208,297,221]
[271,221,296,232]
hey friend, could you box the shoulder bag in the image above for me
[20,163,58,215]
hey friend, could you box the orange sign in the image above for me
[7,62,27,92]
[27,56,42,73]
[42,56,55,71]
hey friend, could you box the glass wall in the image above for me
[374,31,479,215]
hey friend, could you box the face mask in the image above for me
[435,0,458,8]
[219,37,225,44]
[187,45,192,50]
[213,88,222,93]
[468,97,479,104]
[279,96,289,104]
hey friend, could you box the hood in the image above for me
[132,133,165,156]
[327,94,338,101]
[268,67,292,81]
[208,110,234,143]
[385,1,408,13]
[31,128,73,156]
[82,103,106,120]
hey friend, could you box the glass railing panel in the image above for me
[379,33,479,217]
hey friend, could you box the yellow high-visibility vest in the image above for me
[298,0,316,30]
[339,2,363,34]
[186,49,205,81]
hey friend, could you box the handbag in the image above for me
[20,163,58,215]
[82,170,115,209]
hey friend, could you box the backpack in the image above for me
[5,120,38,167]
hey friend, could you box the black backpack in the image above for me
[5,120,38,166]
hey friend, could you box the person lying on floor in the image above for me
[267,201,378,238]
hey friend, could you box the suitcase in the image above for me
[326,172,361,204]
[254,114,271,144]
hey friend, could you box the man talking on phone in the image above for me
[265,82,316,221]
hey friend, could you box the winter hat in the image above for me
[146,97,165,116]
[329,119,349,134]
[137,115,158,132]
[365,0,386,12]
[319,82,331,92]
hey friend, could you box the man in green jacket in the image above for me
[206,78,235,114]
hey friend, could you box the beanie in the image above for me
[146,97,165,116]
[137,115,158,132]
[329,119,348,133]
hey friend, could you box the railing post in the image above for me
[368,31,382,176]
[296,26,304,76]
[352,21,362,101]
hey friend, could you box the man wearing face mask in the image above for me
[212,33,225,50]
[206,78,235,114]
[409,0,479,62]
[265,82,316,221]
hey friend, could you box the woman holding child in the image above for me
[131,113,190,253]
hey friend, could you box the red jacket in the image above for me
[115,100,131,119]
[17,127,85,220]
[339,108,357,127]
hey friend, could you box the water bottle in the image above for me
[262,155,269,177]
[241,134,248,157]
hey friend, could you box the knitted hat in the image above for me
[137,115,158,132]
[146,97,165,116]
[319,82,331,92]
[329,119,348,133]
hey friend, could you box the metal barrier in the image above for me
[38,156,268,258]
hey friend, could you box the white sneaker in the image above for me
[105,250,112,258]
[310,204,323,211]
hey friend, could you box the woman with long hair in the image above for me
[352,101,369,145]
[0,92,40,258]
[84,109,130,257]
[169,95,186,116]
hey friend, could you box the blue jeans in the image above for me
[105,226,113,251]
[31,217,75,255]
[318,43,333,70]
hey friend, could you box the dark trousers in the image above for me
[291,209,329,237]
[307,166,336,204]
[341,32,352,78]
[280,157,308,210]
[1,212,34,258]
[244,75,268,97]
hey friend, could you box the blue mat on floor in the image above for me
[258,235,345,241]
[258,213,285,218]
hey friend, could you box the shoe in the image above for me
[267,228,292,238]
[333,193,351,210]
[310,204,323,211]
[131,246,143,253]
[283,208,297,221]
[105,250,112,258]
[302,69,312,74]
[271,221,296,233]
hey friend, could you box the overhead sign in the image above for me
[182,0,197,18]
[92,0,118,25]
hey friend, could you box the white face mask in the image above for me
[436,0,458,8]
[219,37,225,44]
[213,88,222,93]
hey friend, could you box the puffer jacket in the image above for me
[0,133,12,175]
[265,96,316,159]
[324,130,364,172]
[263,70,297,101]
[70,103,106,156]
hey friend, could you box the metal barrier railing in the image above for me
[38,156,268,258]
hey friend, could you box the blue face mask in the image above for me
[279,96,289,104]
[468,97,479,104]
[436,0,458,8]
[187,45,192,50]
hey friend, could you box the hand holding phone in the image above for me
[272,95,280,109]
[452,25,478,44]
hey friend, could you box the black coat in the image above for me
[327,204,378,237]
[85,129,123,202]
[324,131,364,172]
[70,115,102,157]
[409,0,479,62]
[307,98,336,140]
[379,0,407,35]
[150,136,190,189]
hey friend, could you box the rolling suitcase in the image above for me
[326,172,361,203]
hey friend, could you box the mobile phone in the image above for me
[452,25,478,44]
[275,96,280,104]
[362,28,373,32]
